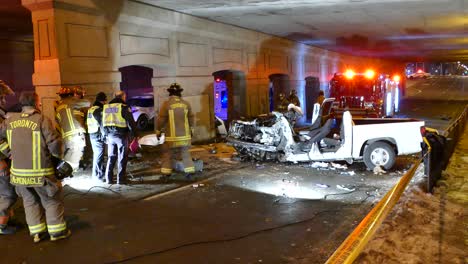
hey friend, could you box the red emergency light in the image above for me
[417,69,423,73]
[215,78,221,83]
[365,69,375,79]
[344,69,355,79]
[393,75,401,82]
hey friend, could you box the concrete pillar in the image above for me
[22,0,121,120]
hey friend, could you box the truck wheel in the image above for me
[363,142,396,170]
[137,115,149,130]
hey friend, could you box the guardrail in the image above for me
[425,106,467,192]
[325,160,422,264]
[326,106,467,263]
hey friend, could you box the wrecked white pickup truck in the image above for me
[227,99,425,170]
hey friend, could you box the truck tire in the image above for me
[363,142,396,170]
[137,114,149,130]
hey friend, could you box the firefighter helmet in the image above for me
[0,80,14,96]
[167,83,183,94]
[57,87,74,96]
[73,86,85,97]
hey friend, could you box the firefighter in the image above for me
[0,92,70,242]
[288,89,300,107]
[157,83,195,178]
[0,80,16,235]
[275,93,289,112]
[102,91,137,184]
[86,92,107,181]
[55,86,90,170]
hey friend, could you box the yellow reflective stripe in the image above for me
[165,136,191,141]
[184,167,195,173]
[184,109,190,137]
[29,222,46,233]
[161,168,172,174]
[73,110,84,117]
[0,142,9,152]
[6,130,12,148]
[170,103,188,109]
[168,109,175,137]
[11,167,54,172]
[32,131,36,170]
[66,108,75,132]
[36,131,41,170]
[48,222,67,233]
[11,167,54,177]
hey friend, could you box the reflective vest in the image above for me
[6,112,57,186]
[56,102,86,139]
[86,106,100,134]
[103,103,127,128]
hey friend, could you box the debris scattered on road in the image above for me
[340,171,356,176]
[331,162,348,169]
[337,185,356,191]
[256,164,265,169]
[310,162,329,168]
[373,165,387,175]
[283,171,290,175]
[316,183,330,188]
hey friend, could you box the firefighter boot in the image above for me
[33,232,49,243]
[50,229,72,242]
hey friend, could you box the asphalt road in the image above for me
[0,76,466,264]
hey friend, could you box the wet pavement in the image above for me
[0,76,466,263]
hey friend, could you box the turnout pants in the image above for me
[64,134,86,170]
[15,177,67,236]
[105,134,128,184]
[0,175,16,228]
[90,134,106,180]
[161,145,195,175]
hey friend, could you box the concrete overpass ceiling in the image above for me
[142,0,468,61]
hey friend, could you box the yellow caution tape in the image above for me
[326,160,421,264]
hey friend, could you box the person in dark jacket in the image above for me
[102,91,137,184]
[0,80,16,235]
[86,92,107,181]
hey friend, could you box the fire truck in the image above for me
[329,69,401,117]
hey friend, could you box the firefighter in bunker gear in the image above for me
[55,86,90,170]
[0,80,17,235]
[157,83,195,177]
[0,92,70,242]
[87,92,107,181]
[103,91,137,184]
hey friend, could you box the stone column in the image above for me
[22,0,122,120]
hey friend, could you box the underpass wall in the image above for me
[23,0,393,141]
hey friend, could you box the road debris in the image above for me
[310,162,329,168]
[340,171,356,176]
[373,165,387,175]
[331,162,348,169]
[337,185,356,191]
[316,183,330,188]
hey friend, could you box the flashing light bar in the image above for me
[344,69,355,79]
[365,69,375,79]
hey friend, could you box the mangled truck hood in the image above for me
[227,112,295,160]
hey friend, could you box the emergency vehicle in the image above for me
[329,69,401,117]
